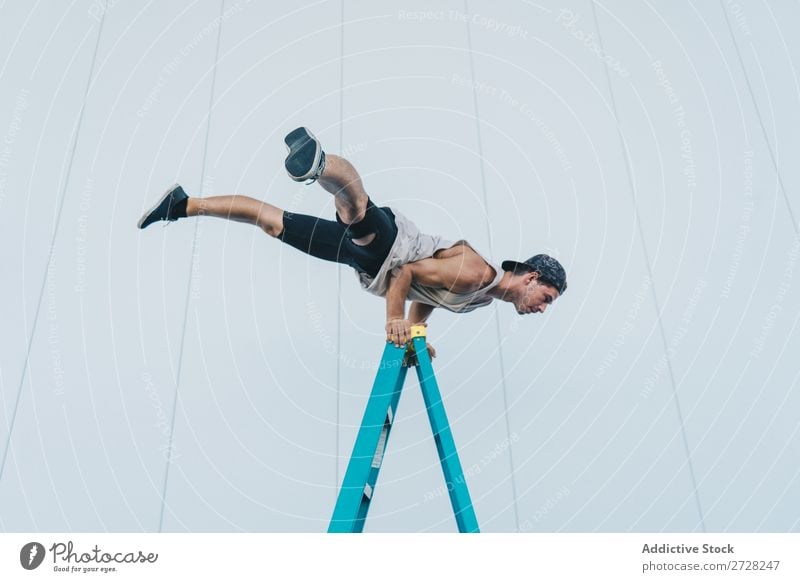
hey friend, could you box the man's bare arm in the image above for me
[384,268,440,348]
[406,251,494,293]
[384,249,489,347]
[408,301,435,324]
[385,265,414,347]
[385,265,412,321]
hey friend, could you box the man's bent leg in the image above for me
[283,128,373,242]
[316,154,374,244]
[187,195,284,237]
[283,129,367,225]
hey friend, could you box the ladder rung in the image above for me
[370,409,393,469]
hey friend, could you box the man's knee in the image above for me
[336,197,377,229]
[258,205,284,237]
[335,197,370,225]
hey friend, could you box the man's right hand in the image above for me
[425,342,437,359]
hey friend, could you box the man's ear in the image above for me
[525,270,540,285]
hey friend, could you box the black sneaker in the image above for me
[137,184,188,229]
[284,127,326,183]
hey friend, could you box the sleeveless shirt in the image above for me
[355,208,504,313]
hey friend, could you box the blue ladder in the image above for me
[329,325,480,533]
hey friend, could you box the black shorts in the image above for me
[279,198,398,278]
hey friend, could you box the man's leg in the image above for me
[284,127,384,246]
[138,184,364,268]
[316,154,376,245]
[188,194,367,268]
[283,128,399,275]
[186,195,284,238]
[187,156,368,237]
[313,152,398,276]
[137,184,284,237]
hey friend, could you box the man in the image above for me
[138,127,567,353]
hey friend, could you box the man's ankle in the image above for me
[173,196,189,218]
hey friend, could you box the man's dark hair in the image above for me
[503,254,568,295]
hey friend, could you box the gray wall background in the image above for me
[0,0,798,532]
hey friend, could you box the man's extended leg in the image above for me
[137,184,376,271]
[137,184,284,237]
[186,195,284,237]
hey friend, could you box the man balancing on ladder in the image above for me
[137,127,567,353]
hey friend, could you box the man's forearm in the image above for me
[385,265,413,320]
[408,301,435,323]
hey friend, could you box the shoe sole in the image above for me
[137,183,182,229]
[284,127,322,182]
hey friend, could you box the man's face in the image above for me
[516,274,560,315]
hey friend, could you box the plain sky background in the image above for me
[0,0,798,532]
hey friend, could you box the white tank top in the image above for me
[356,208,504,313]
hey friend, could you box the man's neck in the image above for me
[486,271,514,302]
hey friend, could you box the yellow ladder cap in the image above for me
[410,324,427,338]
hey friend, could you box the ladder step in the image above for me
[370,409,393,469]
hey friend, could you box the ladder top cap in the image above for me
[410,325,427,338]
